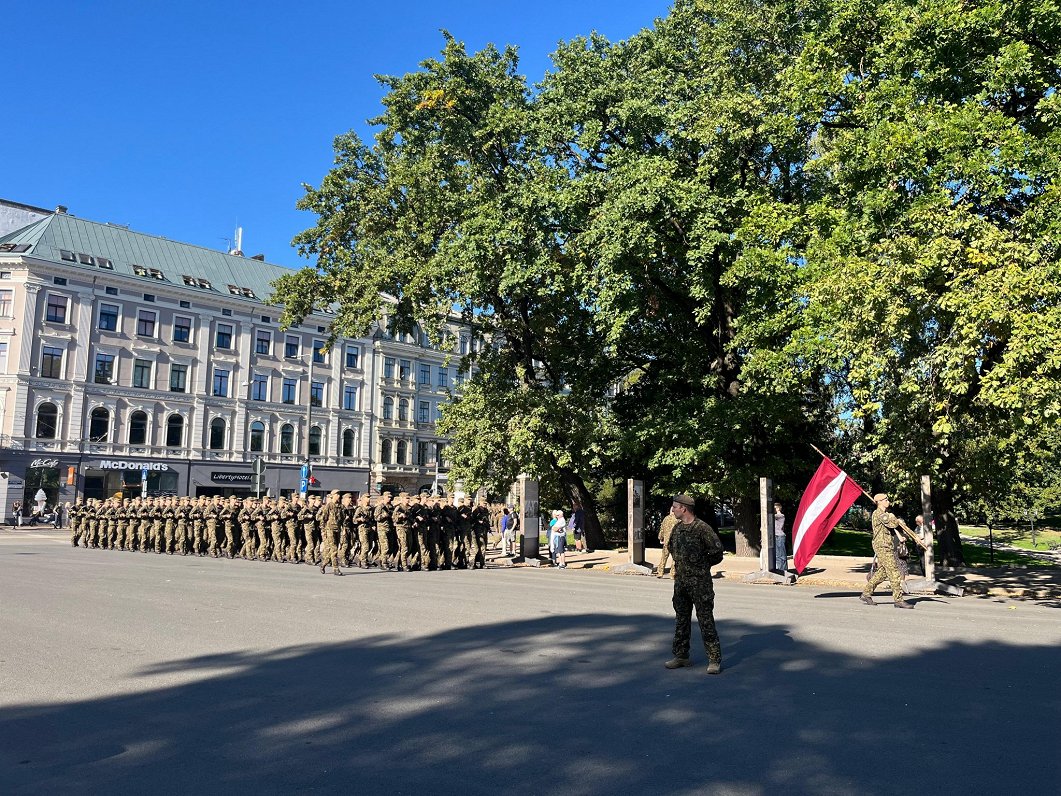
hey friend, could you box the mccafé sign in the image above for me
[98,461,171,472]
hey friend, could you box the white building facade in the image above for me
[0,209,466,516]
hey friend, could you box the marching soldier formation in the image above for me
[67,490,497,575]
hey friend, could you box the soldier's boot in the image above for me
[664,657,693,669]
[320,561,327,574]
[894,599,914,609]
[859,594,875,606]
[706,643,723,675]
[333,567,343,576]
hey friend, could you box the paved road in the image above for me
[2,530,1059,795]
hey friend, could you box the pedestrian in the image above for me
[571,501,587,553]
[772,502,787,574]
[11,500,21,527]
[664,494,725,674]
[499,508,514,555]
[549,509,567,568]
[860,494,914,609]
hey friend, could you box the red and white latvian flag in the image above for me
[792,455,863,573]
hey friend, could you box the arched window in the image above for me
[398,398,408,422]
[165,415,184,448]
[280,423,294,454]
[88,407,109,442]
[128,411,148,445]
[396,439,407,465]
[383,396,394,420]
[309,425,322,456]
[35,403,58,439]
[209,417,226,450]
[249,421,265,452]
[341,428,355,458]
[380,438,392,464]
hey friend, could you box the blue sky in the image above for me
[4,0,670,269]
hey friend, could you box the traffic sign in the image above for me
[253,457,266,476]
[300,464,309,479]
[299,477,308,495]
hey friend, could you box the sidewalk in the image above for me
[492,544,1061,602]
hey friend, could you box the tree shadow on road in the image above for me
[0,613,1058,795]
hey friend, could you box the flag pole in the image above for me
[809,444,928,550]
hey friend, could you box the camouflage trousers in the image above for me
[394,526,412,570]
[357,527,373,567]
[320,532,340,572]
[672,576,722,664]
[863,536,904,602]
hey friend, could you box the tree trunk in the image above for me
[933,479,966,567]
[556,467,605,551]
[733,494,759,557]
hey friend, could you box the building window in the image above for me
[45,294,68,323]
[41,345,64,378]
[382,396,393,420]
[345,346,360,369]
[282,378,296,404]
[128,411,148,445]
[380,438,392,464]
[417,441,429,466]
[0,342,8,374]
[132,359,153,389]
[165,415,184,448]
[255,330,272,355]
[310,381,323,408]
[436,441,445,466]
[209,417,226,450]
[173,316,192,343]
[398,398,409,422]
[143,294,156,303]
[418,401,430,423]
[308,426,322,456]
[285,336,299,358]
[399,359,411,380]
[279,423,294,454]
[343,384,358,411]
[341,428,355,457]
[419,364,430,385]
[384,357,395,379]
[105,286,119,296]
[312,340,326,364]
[434,404,443,423]
[0,289,14,316]
[396,439,407,465]
[460,336,469,355]
[170,363,187,393]
[35,403,58,438]
[98,303,120,332]
[88,407,110,442]
[212,368,230,397]
[437,366,449,388]
[137,310,157,337]
[251,373,268,401]
[455,370,466,388]
[215,323,233,349]
[94,353,115,384]
[249,421,265,452]
[221,307,232,317]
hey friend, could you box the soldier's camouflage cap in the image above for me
[873,493,888,503]
[672,494,696,507]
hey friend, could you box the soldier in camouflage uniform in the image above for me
[151,498,165,553]
[268,498,285,562]
[163,496,177,554]
[353,494,374,568]
[69,499,83,546]
[374,492,395,571]
[206,496,222,557]
[431,496,451,570]
[317,490,343,575]
[338,493,354,566]
[664,494,725,674]
[470,498,490,569]
[238,497,257,559]
[392,492,413,571]
[861,493,914,609]
[301,496,320,565]
[656,513,678,578]
[220,496,238,558]
[282,497,300,563]
[454,498,472,568]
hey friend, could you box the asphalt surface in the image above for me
[2,530,1059,795]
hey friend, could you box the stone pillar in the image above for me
[613,479,652,575]
[517,474,540,565]
[760,477,774,572]
[920,475,935,582]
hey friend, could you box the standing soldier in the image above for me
[374,492,395,571]
[187,498,202,556]
[339,493,356,567]
[455,497,473,568]
[135,498,150,552]
[413,493,434,570]
[163,496,177,554]
[174,497,190,555]
[656,512,679,578]
[238,497,257,559]
[151,497,165,553]
[268,497,285,562]
[431,496,451,570]
[664,494,725,675]
[220,496,237,558]
[861,494,915,609]
[405,492,425,570]
[254,497,270,561]
[69,498,83,547]
[392,492,413,571]
[317,490,344,575]
[470,497,490,569]
[283,497,300,563]
[206,496,222,558]
[301,496,320,565]
[353,495,374,568]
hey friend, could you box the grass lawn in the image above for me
[958,524,1061,553]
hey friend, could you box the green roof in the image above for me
[0,213,301,305]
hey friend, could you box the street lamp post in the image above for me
[300,352,315,498]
